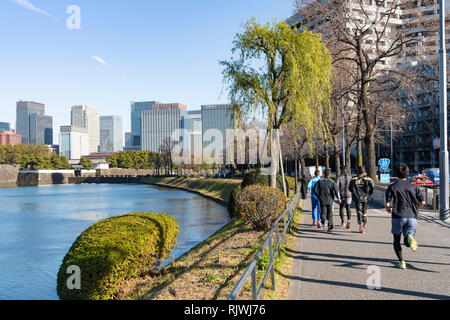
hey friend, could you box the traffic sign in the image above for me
[380,174,390,184]
[379,158,390,171]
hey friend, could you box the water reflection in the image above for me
[0,184,229,300]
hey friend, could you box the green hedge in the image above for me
[227,185,242,219]
[241,169,290,197]
[57,212,179,300]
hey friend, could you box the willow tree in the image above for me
[221,18,332,188]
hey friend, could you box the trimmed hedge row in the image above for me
[234,185,288,230]
[228,169,290,218]
[241,169,290,197]
[57,212,178,300]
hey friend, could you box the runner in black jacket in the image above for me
[385,163,425,269]
[348,166,375,234]
[313,169,341,233]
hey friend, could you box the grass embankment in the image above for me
[142,176,241,205]
[117,177,301,300]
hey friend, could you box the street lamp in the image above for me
[439,0,449,222]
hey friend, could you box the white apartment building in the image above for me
[71,105,100,154]
[288,0,450,68]
[141,103,188,152]
[59,126,89,160]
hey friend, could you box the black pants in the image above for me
[393,234,411,262]
[355,201,368,226]
[320,203,334,230]
[339,202,351,223]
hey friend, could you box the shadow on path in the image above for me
[286,275,450,300]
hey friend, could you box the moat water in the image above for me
[0,184,230,300]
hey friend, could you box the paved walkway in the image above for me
[288,197,450,300]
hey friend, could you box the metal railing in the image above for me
[227,191,301,300]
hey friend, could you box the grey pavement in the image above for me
[288,196,450,300]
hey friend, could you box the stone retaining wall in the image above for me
[0,164,19,185]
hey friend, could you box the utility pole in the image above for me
[439,0,449,222]
[391,116,393,176]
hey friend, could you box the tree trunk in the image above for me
[345,137,352,174]
[300,155,306,177]
[277,131,287,195]
[333,136,341,177]
[325,139,330,170]
[364,124,378,182]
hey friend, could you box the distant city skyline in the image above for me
[0,0,295,141]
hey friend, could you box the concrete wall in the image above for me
[0,164,19,185]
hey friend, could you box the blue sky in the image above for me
[0,0,296,138]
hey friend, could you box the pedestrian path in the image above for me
[288,197,450,300]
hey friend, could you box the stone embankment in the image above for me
[0,165,19,185]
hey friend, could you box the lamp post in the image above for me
[439,0,449,222]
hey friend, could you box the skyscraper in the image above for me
[141,103,188,152]
[201,104,235,154]
[187,110,202,154]
[59,126,89,160]
[71,105,100,154]
[99,116,123,152]
[130,101,160,149]
[124,132,132,148]
[16,101,45,145]
[29,113,53,145]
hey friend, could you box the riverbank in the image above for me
[118,177,301,300]
[141,176,242,206]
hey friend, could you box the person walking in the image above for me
[336,166,353,229]
[307,170,321,226]
[349,166,375,234]
[298,172,308,200]
[313,169,341,233]
[385,163,425,269]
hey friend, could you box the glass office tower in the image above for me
[130,101,160,149]
[99,116,123,152]
[16,101,45,145]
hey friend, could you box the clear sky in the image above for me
[0,0,296,140]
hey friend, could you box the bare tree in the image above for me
[294,0,428,180]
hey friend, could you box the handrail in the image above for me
[227,190,301,300]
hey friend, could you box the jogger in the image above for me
[336,166,352,229]
[313,169,341,233]
[307,170,321,225]
[385,163,424,269]
[349,166,374,234]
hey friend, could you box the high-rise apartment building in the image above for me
[16,101,53,146]
[0,122,11,131]
[201,104,235,154]
[130,101,160,149]
[29,113,53,145]
[141,103,188,152]
[71,105,100,154]
[59,126,89,160]
[99,116,123,152]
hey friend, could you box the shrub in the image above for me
[57,212,178,300]
[227,185,242,219]
[235,185,288,230]
[241,169,290,197]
